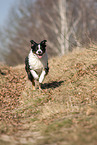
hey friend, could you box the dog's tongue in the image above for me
[38,55,42,59]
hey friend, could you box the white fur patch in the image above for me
[36,44,42,55]
[39,70,46,83]
[30,70,39,80]
[28,50,48,83]
[29,50,48,72]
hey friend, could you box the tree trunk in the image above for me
[59,0,69,55]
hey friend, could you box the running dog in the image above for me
[25,40,49,90]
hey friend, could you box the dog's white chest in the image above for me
[29,50,48,72]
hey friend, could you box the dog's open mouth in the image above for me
[37,54,43,59]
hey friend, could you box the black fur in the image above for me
[25,56,34,82]
[25,40,49,88]
[45,62,49,75]
[30,40,47,55]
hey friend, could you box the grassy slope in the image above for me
[0,47,97,145]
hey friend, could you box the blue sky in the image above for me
[0,0,15,26]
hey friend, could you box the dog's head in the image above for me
[30,40,47,58]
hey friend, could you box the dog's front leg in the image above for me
[39,69,46,89]
[30,70,39,80]
[30,70,39,90]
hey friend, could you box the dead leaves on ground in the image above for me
[0,65,26,133]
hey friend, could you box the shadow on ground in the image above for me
[42,81,64,89]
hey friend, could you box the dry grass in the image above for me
[0,47,97,145]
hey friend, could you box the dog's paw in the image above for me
[39,83,43,91]
[34,74,39,80]
[39,83,42,90]
[32,85,36,90]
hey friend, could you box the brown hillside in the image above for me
[0,48,97,145]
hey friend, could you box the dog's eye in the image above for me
[36,46,38,50]
[40,46,43,50]
[41,45,46,50]
[34,45,38,51]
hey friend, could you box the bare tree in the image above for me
[0,0,97,65]
[59,0,69,54]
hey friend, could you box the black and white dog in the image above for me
[25,40,49,90]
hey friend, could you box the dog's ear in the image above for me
[30,40,36,44]
[41,40,47,47]
[30,40,37,47]
[41,40,47,44]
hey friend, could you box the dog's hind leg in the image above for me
[27,72,35,90]
[32,78,35,90]
[25,57,36,90]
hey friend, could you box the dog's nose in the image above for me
[38,51,42,54]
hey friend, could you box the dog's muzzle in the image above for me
[36,51,43,58]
